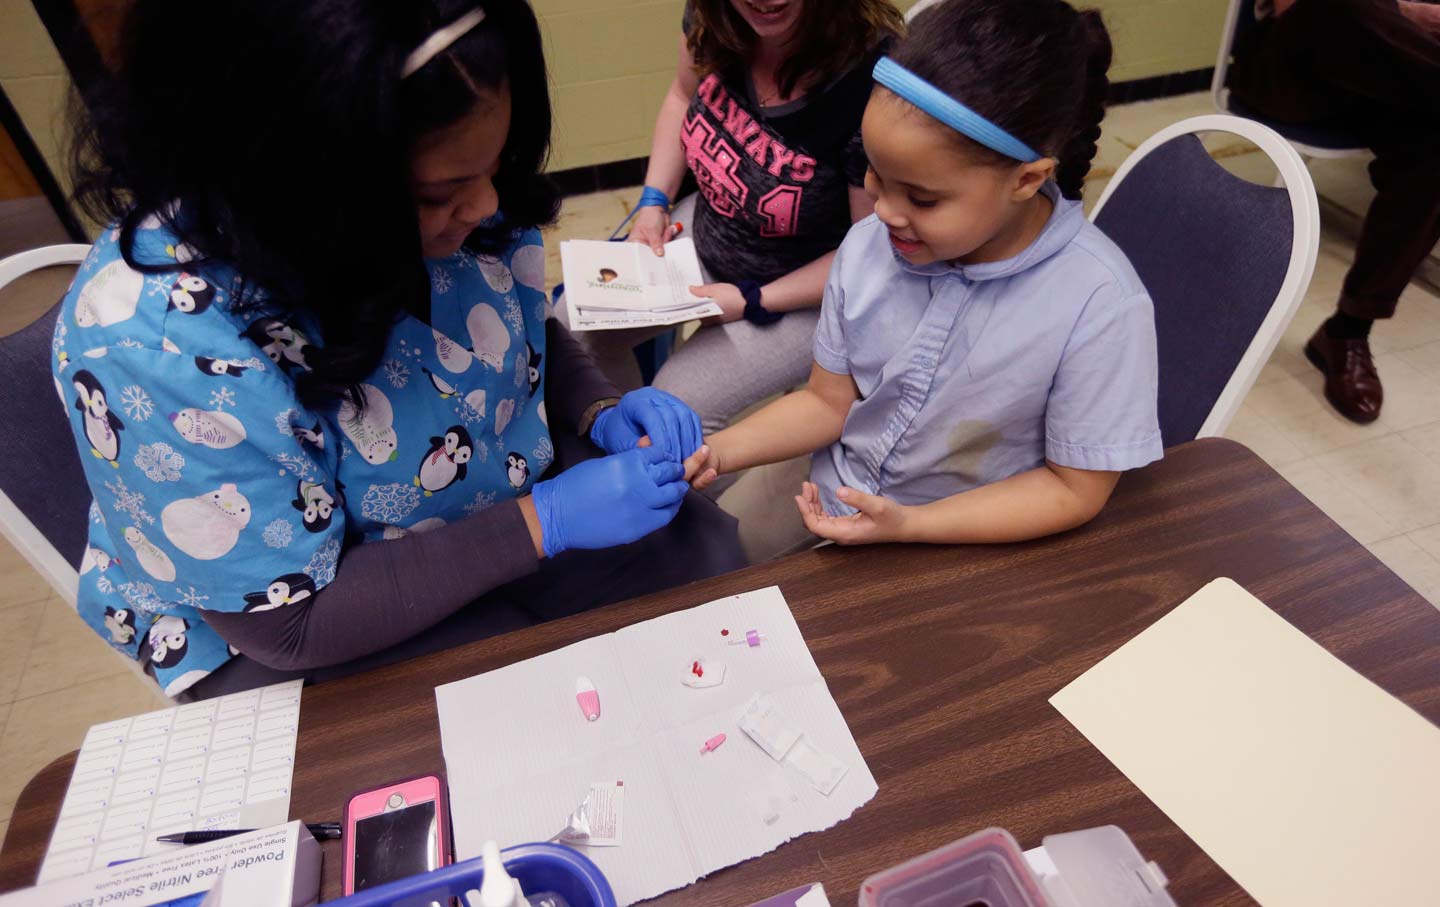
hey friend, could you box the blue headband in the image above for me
[872,57,1043,163]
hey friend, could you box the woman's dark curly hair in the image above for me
[686,0,904,100]
[70,0,559,408]
[889,0,1112,201]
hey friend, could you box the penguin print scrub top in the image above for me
[54,216,552,697]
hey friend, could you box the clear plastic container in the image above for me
[858,828,1048,907]
[858,826,1177,907]
[1033,826,1176,907]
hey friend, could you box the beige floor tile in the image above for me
[0,700,9,828]
[1080,177,1111,217]
[1372,354,1440,431]
[14,596,132,701]
[1311,435,1440,535]
[0,536,56,612]
[1367,535,1440,608]
[0,600,46,703]
[1084,129,1136,185]
[1396,340,1440,382]
[1308,153,1377,217]
[0,264,74,338]
[541,187,641,292]
[1245,371,1389,457]
[0,672,160,817]
[1212,148,1277,187]
[1369,285,1440,355]
[1411,524,1440,562]
[1309,237,1356,297]
[1403,421,1440,465]
[1260,299,1330,385]
[1098,93,1217,149]
[1222,404,1305,468]
[1274,458,1404,546]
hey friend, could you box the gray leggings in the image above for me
[556,195,820,435]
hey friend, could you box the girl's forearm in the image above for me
[760,251,835,312]
[643,83,692,199]
[762,186,876,312]
[902,463,1119,544]
[712,388,847,473]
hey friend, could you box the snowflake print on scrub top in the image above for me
[55,217,552,697]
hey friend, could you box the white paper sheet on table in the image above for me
[37,679,303,883]
[1050,578,1440,907]
[435,586,877,906]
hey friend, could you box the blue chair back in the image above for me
[0,300,90,566]
[1093,134,1295,447]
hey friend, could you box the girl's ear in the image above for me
[1011,158,1056,201]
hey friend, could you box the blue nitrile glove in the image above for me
[530,446,689,557]
[589,388,704,464]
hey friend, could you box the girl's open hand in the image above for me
[691,283,746,325]
[683,444,721,490]
[795,481,911,545]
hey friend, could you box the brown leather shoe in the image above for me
[1304,326,1382,424]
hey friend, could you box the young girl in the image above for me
[59,0,740,699]
[563,0,902,439]
[686,0,1162,560]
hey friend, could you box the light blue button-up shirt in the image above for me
[810,183,1162,516]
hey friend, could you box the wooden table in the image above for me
[3,439,1438,904]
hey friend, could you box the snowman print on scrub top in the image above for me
[161,484,252,560]
[123,526,177,581]
[337,383,399,465]
[57,215,554,698]
[171,407,247,449]
[73,260,144,328]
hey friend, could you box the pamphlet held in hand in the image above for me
[561,237,721,331]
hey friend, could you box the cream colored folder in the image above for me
[1050,577,1440,906]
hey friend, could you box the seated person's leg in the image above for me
[1307,132,1440,422]
[653,310,821,436]
[554,299,664,393]
[717,456,818,564]
[1231,0,1440,123]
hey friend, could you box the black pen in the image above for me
[156,822,342,844]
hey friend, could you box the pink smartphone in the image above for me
[342,774,451,896]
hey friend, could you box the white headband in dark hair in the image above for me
[402,7,486,79]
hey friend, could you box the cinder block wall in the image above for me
[537,0,1227,171]
[2,0,1228,185]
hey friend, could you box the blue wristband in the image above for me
[637,186,672,211]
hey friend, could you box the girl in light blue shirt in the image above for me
[687,0,1162,560]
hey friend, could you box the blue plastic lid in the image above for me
[326,842,616,907]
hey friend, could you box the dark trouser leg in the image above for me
[1231,0,1440,123]
[1231,0,1440,320]
[1340,137,1440,318]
